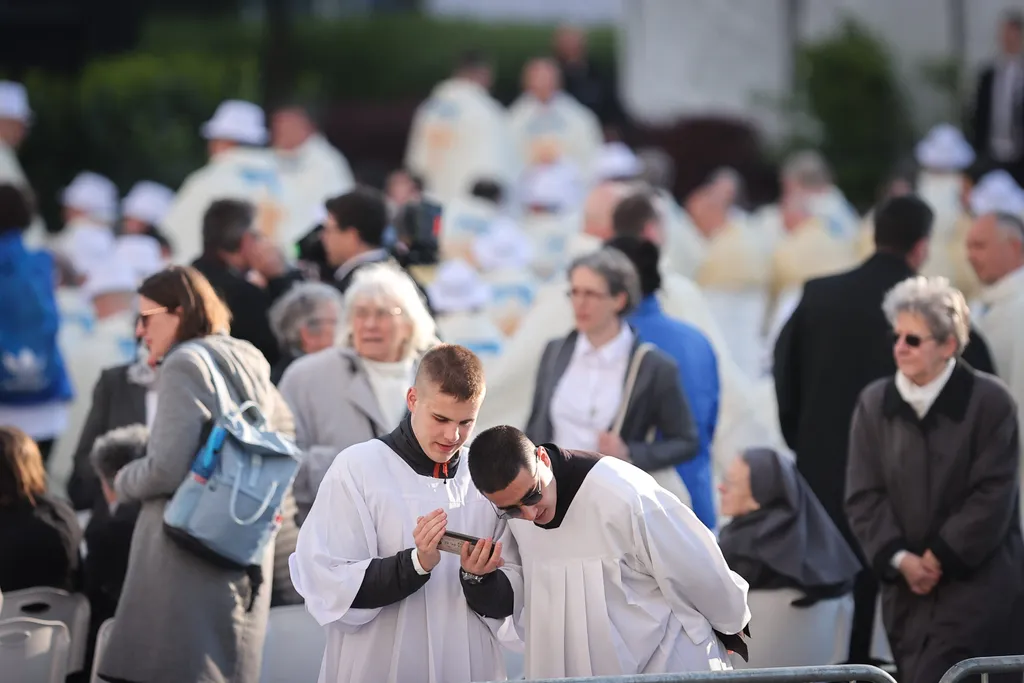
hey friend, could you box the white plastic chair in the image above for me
[260,605,326,683]
[733,588,853,669]
[0,587,91,674]
[90,618,116,683]
[0,617,72,683]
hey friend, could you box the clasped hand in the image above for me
[460,537,505,577]
[899,550,942,595]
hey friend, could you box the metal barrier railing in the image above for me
[939,656,1024,683]
[515,664,897,683]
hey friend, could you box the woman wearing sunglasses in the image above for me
[846,275,1024,683]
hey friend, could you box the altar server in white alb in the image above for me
[467,425,751,679]
[290,344,523,683]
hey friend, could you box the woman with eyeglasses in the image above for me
[278,263,438,525]
[97,265,295,683]
[845,275,1024,683]
[524,247,698,475]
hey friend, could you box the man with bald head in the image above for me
[508,57,603,181]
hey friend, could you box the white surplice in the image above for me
[162,147,291,263]
[405,78,515,206]
[435,311,506,371]
[507,92,603,180]
[289,439,524,683]
[277,134,355,247]
[510,458,749,678]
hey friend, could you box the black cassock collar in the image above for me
[378,414,459,480]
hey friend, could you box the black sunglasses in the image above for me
[496,481,544,520]
[891,331,933,348]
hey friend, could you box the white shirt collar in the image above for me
[574,324,634,364]
[895,358,956,419]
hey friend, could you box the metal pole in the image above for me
[508,663,898,683]
[938,656,1024,683]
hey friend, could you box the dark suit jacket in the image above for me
[192,254,302,366]
[970,63,1024,163]
[773,252,994,543]
[67,364,148,511]
[526,329,698,472]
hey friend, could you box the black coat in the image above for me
[773,252,994,541]
[970,63,1024,165]
[192,255,302,367]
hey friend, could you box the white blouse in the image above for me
[362,357,416,430]
[550,325,634,451]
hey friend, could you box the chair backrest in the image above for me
[0,587,91,673]
[733,588,853,669]
[0,617,72,683]
[260,605,326,683]
[90,618,116,683]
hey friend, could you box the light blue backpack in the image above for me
[162,342,302,609]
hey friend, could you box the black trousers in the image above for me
[848,568,880,663]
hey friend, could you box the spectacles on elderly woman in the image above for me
[891,331,933,348]
[351,305,403,321]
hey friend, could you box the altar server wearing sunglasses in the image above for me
[466,425,750,679]
[289,344,523,683]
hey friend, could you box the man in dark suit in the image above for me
[971,11,1024,184]
[773,195,994,665]
[192,199,303,366]
[321,186,400,294]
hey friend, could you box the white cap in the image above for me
[970,170,1024,216]
[122,181,175,227]
[592,142,642,182]
[472,216,533,271]
[521,161,581,212]
[114,234,166,282]
[61,171,119,223]
[200,100,268,145]
[426,259,491,314]
[82,261,137,300]
[915,124,975,171]
[0,81,31,123]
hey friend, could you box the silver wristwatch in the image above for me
[460,569,486,584]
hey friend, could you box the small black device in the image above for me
[437,530,481,555]
[392,199,442,267]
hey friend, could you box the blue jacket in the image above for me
[629,296,719,529]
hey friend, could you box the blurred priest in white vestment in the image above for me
[405,50,515,206]
[53,171,119,278]
[162,100,290,263]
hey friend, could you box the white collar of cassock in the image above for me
[574,325,633,364]
[978,264,1024,308]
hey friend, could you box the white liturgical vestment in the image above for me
[507,92,603,179]
[405,78,515,206]
[510,458,749,678]
[289,439,523,683]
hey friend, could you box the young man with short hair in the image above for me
[290,344,522,683]
[468,425,750,679]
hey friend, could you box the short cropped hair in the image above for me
[90,424,148,484]
[874,195,934,255]
[612,192,659,239]
[202,199,255,253]
[269,282,344,352]
[568,248,642,318]
[882,276,971,354]
[325,186,388,248]
[467,425,538,494]
[138,265,232,341]
[415,344,485,402]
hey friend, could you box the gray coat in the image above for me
[845,361,1024,683]
[525,329,698,472]
[100,335,295,683]
[278,346,398,525]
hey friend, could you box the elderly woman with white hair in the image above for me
[267,281,345,384]
[845,275,1024,683]
[278,263,437,523]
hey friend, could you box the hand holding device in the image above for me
[413,509,447,572]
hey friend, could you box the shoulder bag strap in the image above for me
[181,342,236,419]
[610,342,655,436]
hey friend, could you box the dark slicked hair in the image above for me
[468,425,537,494]
[612,191,659,238]
[873,194,934,255]
[415,344,485,402]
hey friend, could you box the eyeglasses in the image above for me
[891,331,933,348]
[567,288,611,302]
[136,306,169,329]
[495,480,544,520]
[351,306,402,321]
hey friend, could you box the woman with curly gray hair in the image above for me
[267,282,344,384]
[845,275,1024,683]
